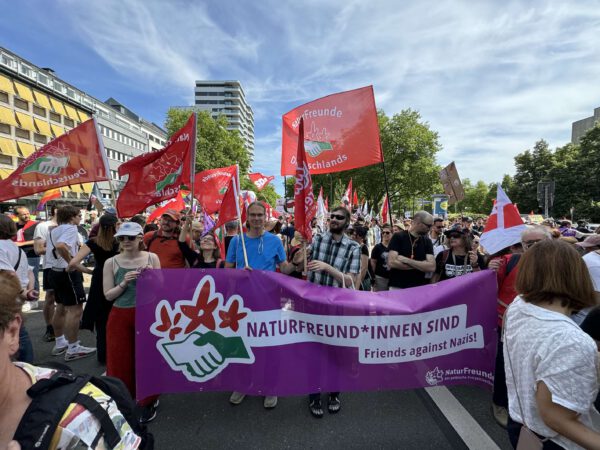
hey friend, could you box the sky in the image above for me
[3,0,600,196]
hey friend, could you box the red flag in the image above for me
[480,185,526,255]
[293,118,316,241]
[281,86,383,176]
[193,164,237,214]
[341,178,352,207]
[147,190,187,223]
[353,191,358,208]
[215,176,241,229]
[117,114,195,217]
[325,197,329,211]
[0,119,109,201]
[380,194,389,224]
[248,172,275,191]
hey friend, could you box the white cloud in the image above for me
[57,0,600,193]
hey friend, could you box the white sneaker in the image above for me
[229,391,246,405]
[51,344,67,355]
[264,396,278,409]
[65,345,96,361]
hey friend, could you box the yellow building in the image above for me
[0,48,94,207]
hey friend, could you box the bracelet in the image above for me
[119,282,127,289]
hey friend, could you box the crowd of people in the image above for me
[0,202,599,449]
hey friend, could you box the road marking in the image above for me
[425,386,500,450]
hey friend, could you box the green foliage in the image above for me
[240,178,279,207]
[308,109,443,216]
[165,109,250,175]
[509,125,600,221]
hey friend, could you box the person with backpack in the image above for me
[103,222,161,424]
[0,271,152,450]
[431,226,484,283]
[142,209,186,269]
[487,225,552,428]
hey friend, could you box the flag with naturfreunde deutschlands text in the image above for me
[0,119,110,202]
[281,86,383,176]
[116,114,196,217]
[193,165,238,214]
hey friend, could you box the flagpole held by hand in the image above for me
[232,172,249,268]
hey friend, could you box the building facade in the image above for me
[192,80,255,161]
[0,47,166,211]
[571,106,600,144]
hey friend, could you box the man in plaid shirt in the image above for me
[306,206,361,418]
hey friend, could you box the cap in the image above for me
[576,234,600,248]
[114,221,143,237]
[265,219,278,232]
[99,214,118,228]
[461,216,473,222]
[444,224,468,237]
[162,209,181,222]
[104,207,117,216]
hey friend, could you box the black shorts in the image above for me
[42,268,54,291]
[48,270,86,306]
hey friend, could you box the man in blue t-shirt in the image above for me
[225,202,296,409]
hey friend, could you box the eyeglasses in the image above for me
[421,222,433,228]
[448,233,462,239]
[522,239,542,248]
[117,235,140,242]
[382,231,392,235]
[330,214,346,220]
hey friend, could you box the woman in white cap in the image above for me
[103,221,160,423]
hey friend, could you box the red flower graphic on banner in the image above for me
[155,304,183,340]
[218,299,247,332]
[181,282,218,333]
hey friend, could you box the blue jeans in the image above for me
[27,256,40,292]
[17,325,34,363]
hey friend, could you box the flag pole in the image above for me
[189,112,198,216]
[381,160,393,226]
[233,177,249,268]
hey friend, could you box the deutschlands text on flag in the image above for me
[11,168,87,187]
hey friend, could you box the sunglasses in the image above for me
[330,214,346,220]
[421,222,433,228]
[382,231,392,235]
[117,235,140,242]
[448,233,463,239]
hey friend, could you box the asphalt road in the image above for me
[22,300,513,450]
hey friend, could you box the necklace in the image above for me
[408,233,419,259]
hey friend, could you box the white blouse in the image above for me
[504,296,600,450]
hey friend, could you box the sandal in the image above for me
[328,395,341,414]
[309,400,324,418]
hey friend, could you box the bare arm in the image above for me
[279,260,296,275]
[54,242,72,264]
[33,238,46,256]
[369,258,377,274]
[67,244,93,274]
[536,381,600,449]
[306,260,359,288]
[396,253,436,272]
[387,250,412,270]
[359,253,368,283]
[103,257,125,302]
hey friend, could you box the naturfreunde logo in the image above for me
[151,275,488,384]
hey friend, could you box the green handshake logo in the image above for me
[162,331,250,379]
[23,155,69,175]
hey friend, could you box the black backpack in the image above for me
[14,370,153,450]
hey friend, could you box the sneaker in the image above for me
[263,396,278,409]
[309,399,324,418]
[64,345,96,361]
[43,330,55,342]
[327,394,341,414]
[139,402,157,424]
[229,391,246,405]
[492,403,508,428]
[51,344,67,356]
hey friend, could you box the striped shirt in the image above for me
[308,232,361,287]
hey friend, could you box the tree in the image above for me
[456,179,490,215]
[165,109,250,175]
[309,109,443,217]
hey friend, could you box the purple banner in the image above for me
[135,269,497,400]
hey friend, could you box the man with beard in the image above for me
[387,211,436,290]
[143,209,186,268]
[305,206,361,418]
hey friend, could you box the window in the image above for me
[64,117,74,128]
[38,72,49,86]
[0,123,9,135]
[15,128,29,139]
[49,112,61,123]
[19,63,35,80]
[0,154,11,165]
[53,81,67,95]
[14,98,28,111]
[33,133,46,144]
[16,157,25,165]
[0,54,17,69]
[33,105,46,117]
[0,92,8,104]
